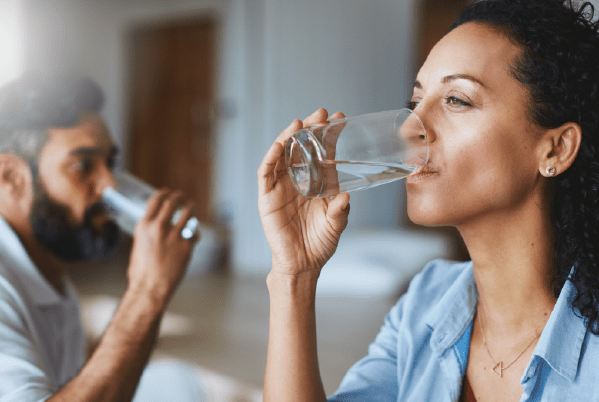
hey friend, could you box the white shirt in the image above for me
[0,216,86,401]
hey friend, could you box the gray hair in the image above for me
[0,74,105,167]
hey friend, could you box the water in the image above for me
[102,187,199,239]
[288,160,416,199]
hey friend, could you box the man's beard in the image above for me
[28,179,121,262]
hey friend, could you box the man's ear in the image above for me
[0,153,32,196]
[538,122,582,177]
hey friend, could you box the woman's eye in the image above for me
[445,96,471,108]
[405,100,419,110]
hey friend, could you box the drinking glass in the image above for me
[102,172,199,239]
[101,172,221,275]
[285,108,428,199]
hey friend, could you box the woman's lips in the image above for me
[406,166,437,184]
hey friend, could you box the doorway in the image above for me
[416,0,470,69]
[128,18,216,223]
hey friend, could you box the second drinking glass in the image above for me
[101,172,222,276]
[285,108,428,199]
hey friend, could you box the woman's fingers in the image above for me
[258,141,285,195]
[329,111,346,120]
[275,119,303,147]
[303,108,329,128]
[261,109,339,197]
[326,193,351,232]
[274,109,334,147]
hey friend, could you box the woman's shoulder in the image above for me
[408,259,472,296]
[394,259,474,320]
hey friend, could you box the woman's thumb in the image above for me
[326,193,350,232]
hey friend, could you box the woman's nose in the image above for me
[413,102,436,144]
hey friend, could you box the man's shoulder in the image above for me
[0,257,34,333]
[0,257,29,304]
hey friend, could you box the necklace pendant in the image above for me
[493,361,503,377]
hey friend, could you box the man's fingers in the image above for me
[145,188,170,221]
[156,191,185,227]
[172,200,198,239]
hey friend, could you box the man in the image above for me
[0,74,205,401]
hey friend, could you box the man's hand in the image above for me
[127,189,197,305]
[49,189,197,402]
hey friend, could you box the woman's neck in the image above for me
[458,198,558,337]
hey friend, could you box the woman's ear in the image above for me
[0,153,31,197]
[538,122,582,177]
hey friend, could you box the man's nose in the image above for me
[93,163,117,198]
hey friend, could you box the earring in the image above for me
[546,166,557,177]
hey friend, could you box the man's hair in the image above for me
[453,0,599,334]
[0,74,105,168]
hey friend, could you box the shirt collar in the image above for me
[0,215,62,305]
[524,276,587,383]
[424,260,587,384]
[425,261,478,356]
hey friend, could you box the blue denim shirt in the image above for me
[328,259,599,401]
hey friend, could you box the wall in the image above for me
[9,0,599,279]
[225,0,419,275]
[0,0,25,87]
[15,0,419,277]
[20,0,226,166]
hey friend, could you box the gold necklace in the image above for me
[478,309,543,377]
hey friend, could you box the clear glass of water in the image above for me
[285,108,428,199]
[101,172,199,239]
[101,172,224,276]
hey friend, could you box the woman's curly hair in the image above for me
[453,0,599,334]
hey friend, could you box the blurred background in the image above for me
[0,0,551,395]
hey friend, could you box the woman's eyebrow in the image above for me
[442,74,486,88]
[413,74,487,89]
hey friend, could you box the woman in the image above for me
[257,0,599,400]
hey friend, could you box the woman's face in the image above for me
[406,22,548,228]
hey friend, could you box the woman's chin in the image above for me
[406,206,448,227]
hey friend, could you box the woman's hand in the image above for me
[258,108,351,277]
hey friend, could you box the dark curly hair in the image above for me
[452,0,599,334]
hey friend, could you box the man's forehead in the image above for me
[45,115,115,157]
